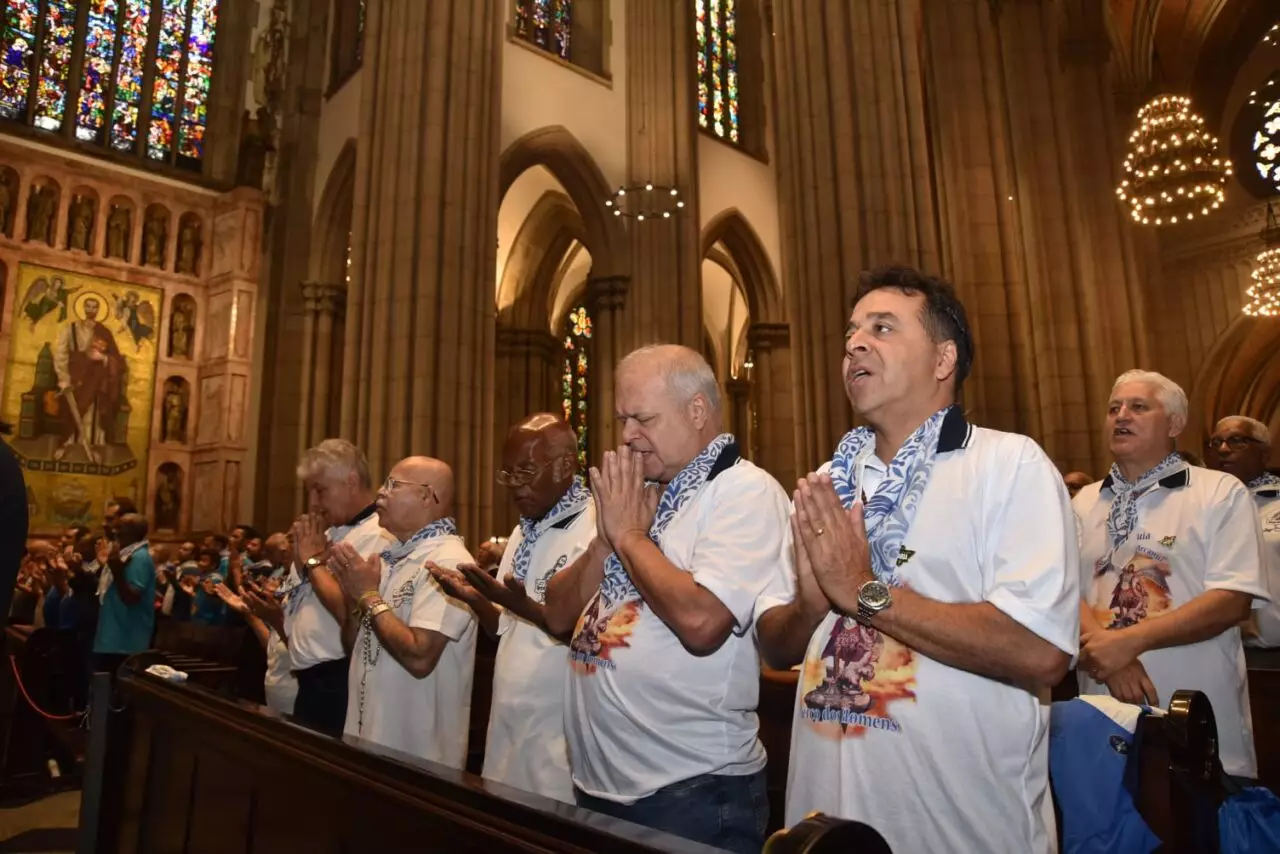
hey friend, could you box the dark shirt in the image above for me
[0,438,27,628]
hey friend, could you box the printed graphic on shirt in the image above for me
[798,616,917,737]
[534,555,569,604]
[568,590,641,673]
[1263,507,1280,535]
[1093,551,1172,630]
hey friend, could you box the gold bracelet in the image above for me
[367,602,392,620]
[357,589,381,607]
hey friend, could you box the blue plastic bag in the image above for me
[1219,787,1280,853]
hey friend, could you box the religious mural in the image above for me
[2,263,161,529]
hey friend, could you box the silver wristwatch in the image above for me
[856,579,892,624]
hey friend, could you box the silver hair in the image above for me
[619,344,722,413]
[1112,369,1188,427]
[296,438,372,488]
[1215,415,1271,446]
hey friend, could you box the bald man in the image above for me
[435,414,594,803]
[1063,471,1092,499]
[545,345,791,854]
[329,455,478,767]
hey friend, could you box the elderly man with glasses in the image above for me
[328,455,478,767]
[1208,415,1280,647]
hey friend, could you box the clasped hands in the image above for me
[1079,626,1159,706]
[588,446,659,555]
[792,473,876,618]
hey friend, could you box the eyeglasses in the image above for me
[497,462,550,488]
[381,476,439,503]
[1205,436,1261,452]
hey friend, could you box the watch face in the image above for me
[861,581,892,609]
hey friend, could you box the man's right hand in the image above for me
[459,563,528,611]
[95,538,110,566]
[1104,660,1160,707]
[791,514,832,621]
[290,514,329,568]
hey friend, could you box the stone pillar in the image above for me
[725,376,752,455]
[492,325,561,535]
[298,282,346,449]
[623,0,701,349]
[340,0,502,545]
[748,321,797,487]
[585,274,629,456]
[772,0,940,470]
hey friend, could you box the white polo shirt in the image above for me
[282,509,391,672]
[767,414,1079,854]
[483,502,595,803]
[1074,466,1269,777]
[263,629,297,715]
[1246,481,1280,647]
[345,534,477,768]
[565,455,792,803]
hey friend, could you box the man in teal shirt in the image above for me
[93,514,156,678]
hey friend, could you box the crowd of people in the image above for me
[5,264,1278,853]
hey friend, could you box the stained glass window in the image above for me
[0,0,220,170]
[77,0,119,143]
[0,1,39,121]
[562,304,591,466]
[695,0,739,144]
[1254,96,1280,193]
[515,0,571,61]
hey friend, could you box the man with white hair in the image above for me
[328,455,477,766]
[284,439,390,736]
[545,344,790,854]
[1208,415,1280,646]
[1074,371,1269,778]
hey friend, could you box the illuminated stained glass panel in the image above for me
[1254,98,1280,192]
[695,0,739,143]
[562,305,591,466]
[0,0,38,120]
[515,0,570,61]
[148,0,188,161]
[33,0,75,131]
[111,0,153,152]
[77,0,120,142]
[178,0,217,161]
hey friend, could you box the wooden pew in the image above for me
[1245,647,1280,793]
[86,657,890,853]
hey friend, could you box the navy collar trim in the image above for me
[1100,468,1191,492]
[937,405,973,454]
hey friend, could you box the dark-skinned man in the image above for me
[1075,383,1268,782]
[757,267,1079,854]
[1208,415,1280,647]
[434,414,593,803]
[544,345,790,854]
[92,513,156,678]
[329,456,477,767]
[283,439,390,736]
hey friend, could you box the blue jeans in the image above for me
[575,769,768,854]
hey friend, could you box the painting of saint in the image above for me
[2,264,161,531]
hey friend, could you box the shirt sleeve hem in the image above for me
[986,587,1078,655]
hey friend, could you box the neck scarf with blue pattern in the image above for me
[1249,472,1280,493]
[379,517,458,569]
[599,433,736,608]
[512,477,591,584]
[1104,453,1187,547]
[829,407,951,587]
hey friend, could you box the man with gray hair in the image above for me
[281,438,390,735]
[545,344,791,854]
[1074,370,1269,778]
[1208,415,1280,646]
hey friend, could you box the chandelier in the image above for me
[605,183,685,221]
[1117,94,1232,227]
[1245,203,1280,318]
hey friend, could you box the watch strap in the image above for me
[367,602,392,620]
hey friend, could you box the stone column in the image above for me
[623,0,701,349]
[298,282,346,448]
[492,325,561,535]
[340,0,502,545]
[585,274,629,457]
[725,377,752,455]
[773,0,940,469]
[747,321,797,486]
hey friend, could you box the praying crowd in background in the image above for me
[4,265,1280,854]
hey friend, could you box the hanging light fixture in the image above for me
[604,183,685,221]
[1116,94,1232,227]
[1245,203,1280,318]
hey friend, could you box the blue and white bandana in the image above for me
[512,477,591,584]
[828,407,950,587]
[379,517,458,569]
[1103,453,1187,548]
[1249,472,1280,494]
[599,433,736,608]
